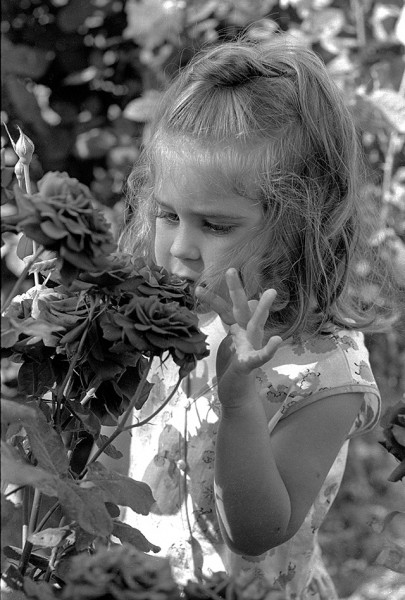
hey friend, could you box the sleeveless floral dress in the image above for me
[125,313,380,599]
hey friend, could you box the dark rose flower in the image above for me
[2,172,117,285]
[37,171,88,199]
[125,258,195,308]
[79,255,195,308]
[2,285,95,350]
[100,294,209,376]
[36,288,92,346]
[2,286,68,348]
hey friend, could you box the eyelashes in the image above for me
[155,209,237,235]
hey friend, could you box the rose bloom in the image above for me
[100,294,208,375]
[4,172,116,280]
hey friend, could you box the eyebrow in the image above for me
[154,198,249,221]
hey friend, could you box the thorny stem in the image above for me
[1,245,44,313]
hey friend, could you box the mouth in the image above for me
[172,274,197,285]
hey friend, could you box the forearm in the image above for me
[215,397,291,555]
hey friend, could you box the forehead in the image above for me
[153,136,261,199]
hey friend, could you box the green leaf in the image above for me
[18,360,56,397]
[23,404,69,476]
[392,423,405,446]
[1,317,20,348]
[95,434,123,459]
[85,462,156,515]
[56,479,113,537]
[1,398,37,424]
[16,234,34,260]
[1,441,58,496]
[28,526,71,548]
[112,520,161,553]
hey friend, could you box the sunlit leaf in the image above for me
[85,461,156,515]
[28,526,71,548]
[112,520,161,553]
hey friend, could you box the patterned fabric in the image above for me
[125,313,381,599]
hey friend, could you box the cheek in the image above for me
[153,222,171,267]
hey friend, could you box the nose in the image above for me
[170,224,200,261]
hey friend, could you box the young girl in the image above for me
[121,34,385,599]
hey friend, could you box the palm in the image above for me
[196,269,282,405]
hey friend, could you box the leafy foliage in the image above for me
[0,144,209,596]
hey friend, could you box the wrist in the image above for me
[219,393,262,417]
[217,370,258,410]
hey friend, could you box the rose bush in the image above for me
[0,130,211,600]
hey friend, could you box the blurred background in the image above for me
[1,1,404,598]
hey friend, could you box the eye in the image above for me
[155,209,179,224]
[204,221,236,235]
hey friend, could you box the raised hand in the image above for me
[196,268,283,408]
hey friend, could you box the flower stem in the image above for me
[22,487,30,547]
[55,302,97,430]
[33,502,60,534]
[18,540,34,576]
[84,358,153,469]
[1,245,44,313]
[122,375,182,431]
[28,488,41,536]
[21,163,40,288]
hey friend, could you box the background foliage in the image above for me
[1,0,405,598]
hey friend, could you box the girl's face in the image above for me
[153,160,263,296]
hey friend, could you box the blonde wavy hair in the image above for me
[121,34,395,337]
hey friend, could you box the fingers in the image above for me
[195,286,235,325]
[247,288,277,334]
[226,268,251,327]
[238,334,284,372]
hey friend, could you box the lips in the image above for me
[172,274,197,284]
